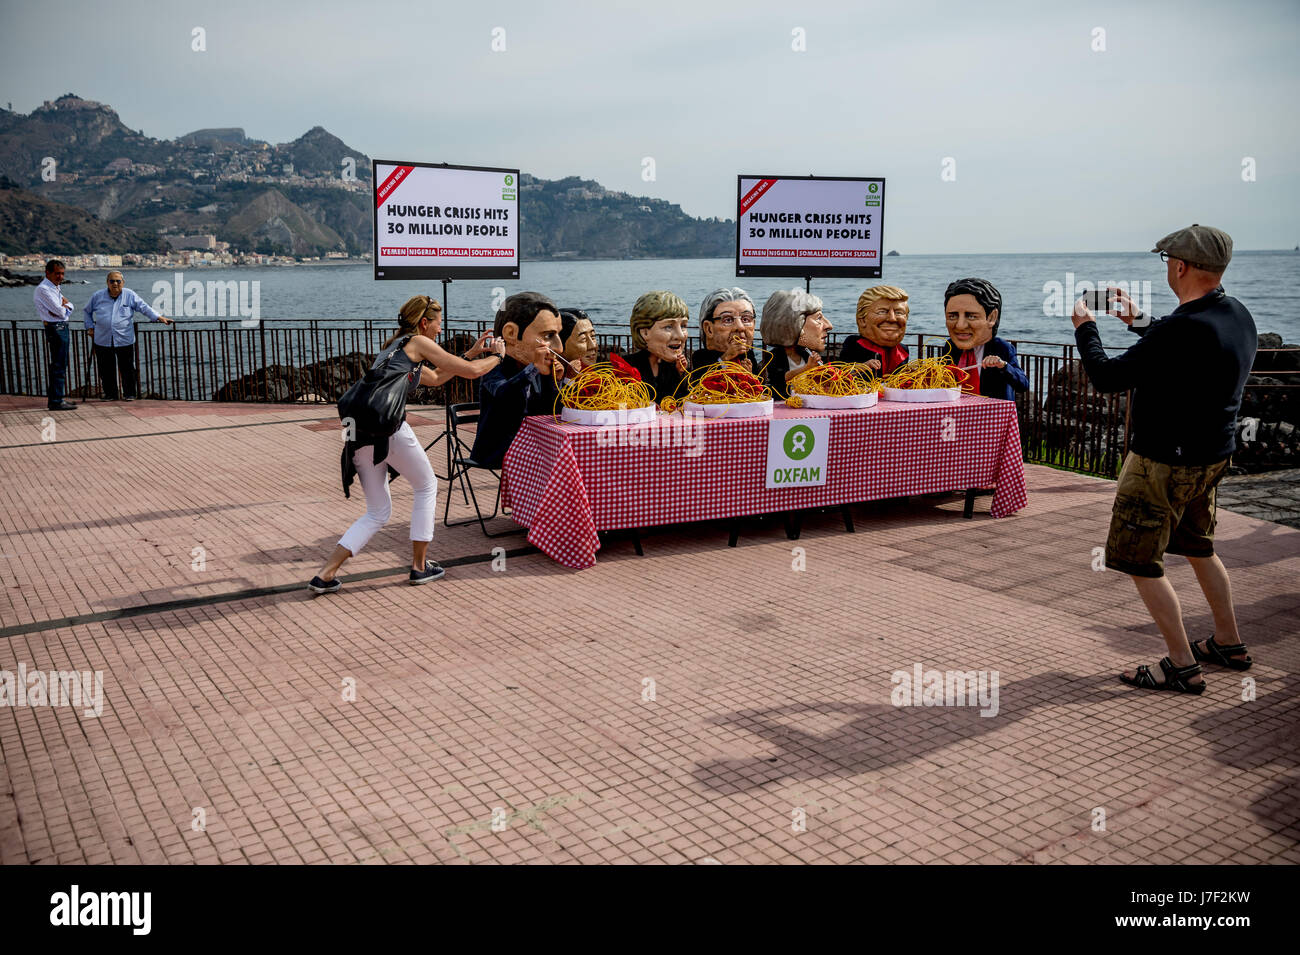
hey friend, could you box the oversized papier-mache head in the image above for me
[629,291,688,362]
[495,291,563,372]
[943,277,1002,350]
[699,287,756,353]
[761,288,831,352]
[559,308,599,365]
[855,285,909,348]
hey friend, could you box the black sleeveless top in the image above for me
[382,336,426,402]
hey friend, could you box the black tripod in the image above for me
[422,277,470,478]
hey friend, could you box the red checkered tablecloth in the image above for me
[503,396,1027,569]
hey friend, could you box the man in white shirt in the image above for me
[33,259,77,410]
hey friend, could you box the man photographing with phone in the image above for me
[1070,224,1258,694]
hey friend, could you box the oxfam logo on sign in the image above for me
[504,174,514,186]
[868,182,879,193]
[784,425,815,460]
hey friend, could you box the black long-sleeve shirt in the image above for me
[1074,287,1257,465]
[470,356,559,468]
[625,348,688,405]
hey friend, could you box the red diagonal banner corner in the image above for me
[375,164,414,207]
[739,178,778,215]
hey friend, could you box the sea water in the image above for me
[5,251,1297,352]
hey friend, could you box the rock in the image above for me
[0,268,42,287]
[214,364,303,402]
[298,351,373,401]
[1258,333,1283,349]
[1044,363,1126,416]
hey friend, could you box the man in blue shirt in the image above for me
[83,271,173,400]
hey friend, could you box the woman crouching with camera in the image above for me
[309,295,506,594]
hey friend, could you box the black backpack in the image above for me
[337,335,420,440]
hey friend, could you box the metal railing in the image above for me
[3,319,1296,478]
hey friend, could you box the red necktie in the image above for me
[957,350,980,393]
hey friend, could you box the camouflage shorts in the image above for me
[1105,452,1229,578]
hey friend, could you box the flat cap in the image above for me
[1151,224,1233,271]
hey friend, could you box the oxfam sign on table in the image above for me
[766,418,830,488]
[372,160,520,280]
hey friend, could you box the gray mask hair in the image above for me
[699,287,756,327]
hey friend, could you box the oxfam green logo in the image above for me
[504,174,514,186]
[868,182,879,193]
[784,425,815,460]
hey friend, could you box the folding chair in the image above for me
[441,402,523,537]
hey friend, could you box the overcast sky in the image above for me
[3,0,1297,253]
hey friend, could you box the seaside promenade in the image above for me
[0,396,1296,865]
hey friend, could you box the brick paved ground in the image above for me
[1,396,1296,864]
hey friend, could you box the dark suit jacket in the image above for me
[470,356,559,468]
[838,336,909,374]
[765,346,815,400]
[941,336,1029,400]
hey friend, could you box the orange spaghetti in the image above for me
[785,362,881,407]
[554,362,657,418]
[660,362,771,414]
[880,354,970,392]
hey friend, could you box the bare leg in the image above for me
[1124,574,1203,685]
[412,540,428,572]
[317,545,352,582]
[1186,554,1247,658]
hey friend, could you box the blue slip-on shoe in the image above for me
[308,575,341,595]
[409,560,445,585]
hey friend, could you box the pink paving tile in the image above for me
[0,400,1296,865]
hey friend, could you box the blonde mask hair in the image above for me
[855,285,909,323]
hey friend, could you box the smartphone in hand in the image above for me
[1081,289,1114,311]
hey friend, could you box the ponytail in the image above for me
[383,295,441,348]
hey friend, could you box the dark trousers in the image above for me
[94,343,137,399]
[44,321,69,406]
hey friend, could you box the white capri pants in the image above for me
[339,421,437,555]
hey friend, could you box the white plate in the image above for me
[881,387,961,403]
[560,405,657,426]
[683,399,774,419]
[792,392,878,410]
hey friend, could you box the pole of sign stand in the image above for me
[423,277,457,484]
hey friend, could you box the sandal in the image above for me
[1119,656,1206,694]
[1190,635,1253,671]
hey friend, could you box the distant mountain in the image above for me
[0,94,734,260]
[224,188,346,257]
[518,175,731,259]
[178,128,253,147]
[0,176,165,256]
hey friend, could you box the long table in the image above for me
[502,396,1027,569]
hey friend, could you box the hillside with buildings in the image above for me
[0,95,733,262]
